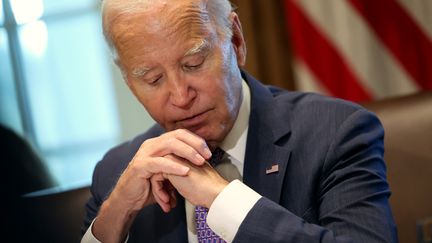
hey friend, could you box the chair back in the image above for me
[363,92,432,243]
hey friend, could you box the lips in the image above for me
[175,109,212,128]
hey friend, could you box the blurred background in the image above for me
[0,0,431,242]
[0,0,155,190]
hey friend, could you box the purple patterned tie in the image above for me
[195,148,227,243]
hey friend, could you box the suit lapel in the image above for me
[242,72,293,204]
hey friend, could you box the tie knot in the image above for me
[208,148,225,167]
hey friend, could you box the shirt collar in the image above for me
[220,79,251,164]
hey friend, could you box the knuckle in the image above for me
[167,136,177,144]
[175,129,187,137]
[142,138,153,146]
[140,138,155,151]
[188,147,198,157]
[127,161,141,174]
[145,158,156,168]
[164,137,177,150]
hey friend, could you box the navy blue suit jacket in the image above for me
[83,72,397,242]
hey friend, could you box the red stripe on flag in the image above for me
[349,0,432,89]
[284,0,372,102]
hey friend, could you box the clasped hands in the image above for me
[107,129,229,214]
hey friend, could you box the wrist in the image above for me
[206,179,229,208]
[93,196,138,243]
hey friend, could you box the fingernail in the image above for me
[204,147,212,159]
[182,167,190,174]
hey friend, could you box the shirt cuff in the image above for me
[81,218,129,243]
[81,219,101,243]
[206,179,261,242]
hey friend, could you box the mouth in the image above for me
[175,109,213,129]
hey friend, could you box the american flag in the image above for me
[284,0,432,102]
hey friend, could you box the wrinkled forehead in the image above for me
[104,0,214,43]
[165,0,213,39]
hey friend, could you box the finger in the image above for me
[174,129,212,159]
[165,129,212,163]
[162,179,178,208]
[162,179,178,209]
[142,136,206,166]
[154,192,172,213]
[139,129,211,166]
[151,174,171,203]
[169,187,177,209]
[144,157,191,176]
[150,175,172,213]
[157,138,207,166]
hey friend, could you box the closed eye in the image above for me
[184,62,203,71]
[183,58,205,72]
[147,74,163,85]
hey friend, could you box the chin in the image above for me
[203,130,230,149]
[193,127,221,144]
[194,128,214,140]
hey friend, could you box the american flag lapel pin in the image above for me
[266,164,279,174]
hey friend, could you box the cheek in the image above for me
[135,92,170,126]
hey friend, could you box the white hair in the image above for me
[101,0,234,63]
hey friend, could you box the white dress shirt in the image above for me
[186,80,261,243]
[82,80,262,243]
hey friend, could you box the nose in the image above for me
[169,76,197,108]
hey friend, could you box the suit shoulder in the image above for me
[270,88,369,119]
[272,87,359,110]
[269,88,381,141]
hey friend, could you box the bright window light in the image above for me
[10,0,44,24]
[0,1,4,25]
[20,20,48,57]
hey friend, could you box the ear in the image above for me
[230,12,247,67]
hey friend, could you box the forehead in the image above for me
[108,0,215,50]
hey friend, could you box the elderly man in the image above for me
[82,0,397,242]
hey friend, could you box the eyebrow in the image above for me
[130,39,210,78]
[184,39,211,57]
[131,67,151,78]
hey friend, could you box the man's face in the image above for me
[108,1,246,147]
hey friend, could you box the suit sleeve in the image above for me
[81,162,103,235]
[233,109,397,243]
